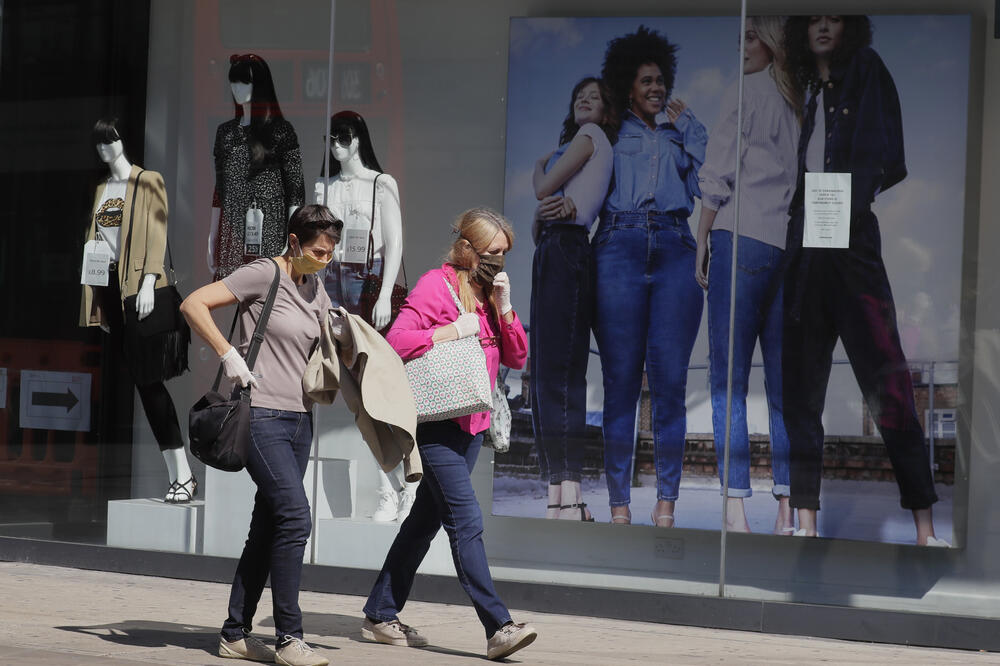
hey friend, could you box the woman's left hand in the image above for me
[666,98,688,124]
[492,272,513,315]
[136,274,156,320]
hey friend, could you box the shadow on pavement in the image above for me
[55,620,221,656]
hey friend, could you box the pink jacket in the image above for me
[386,264,528,435]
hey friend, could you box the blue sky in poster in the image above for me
[502,14,970,368]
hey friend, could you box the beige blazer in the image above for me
[304,307,422,482]
[80,165,169,328]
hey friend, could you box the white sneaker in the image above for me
[397,489,416,522]
[372,488,398,522]
[925,536,952,547]
[361,617,429,647]
[275,636,329,666]
[218,633,274,661]
[487,622,537,661]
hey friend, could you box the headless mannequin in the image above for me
[314,136,411,520]
[207,81,299,274]
[94,139,193,500]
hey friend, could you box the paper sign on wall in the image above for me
[19,370,91,432]
[804,172,851,249]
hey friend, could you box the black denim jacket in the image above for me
[789,47,907,219]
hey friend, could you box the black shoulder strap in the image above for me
[121,169,146,275]
[210,258,282,393]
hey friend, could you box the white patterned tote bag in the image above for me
[483,378,511,453]
[404,277,492,423]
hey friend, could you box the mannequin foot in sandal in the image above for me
[558,480,593,521]
[162,447,194,503]
[610,505,631,525]
[773,496,795,535]
[545,483,561,519]
[724,497,751,532]
[651,499,675,527]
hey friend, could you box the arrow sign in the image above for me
[31,388,79,412]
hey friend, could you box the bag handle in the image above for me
[121,169,146,278]
[211,258,282,393]
[442,276,465,314]
[365,173,409,289]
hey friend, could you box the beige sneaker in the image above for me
[487,622,537,661]
[361,617,429,647]
[274,636,329,666]
[217,633,275,662]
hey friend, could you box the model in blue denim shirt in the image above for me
[781,16,946,546]
[595,25,707,526]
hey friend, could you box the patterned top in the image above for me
[212,118,305,280]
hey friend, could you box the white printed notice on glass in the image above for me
[803,172,851,248]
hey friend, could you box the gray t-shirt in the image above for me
[223,258,331,412]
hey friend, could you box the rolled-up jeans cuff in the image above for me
[719,487,752,498]
[771,484,790,499]
[548,471,582,484]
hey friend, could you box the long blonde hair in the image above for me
[446,207,515,324]
[749,15,803,124]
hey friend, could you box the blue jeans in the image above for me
[364,420,511,637]
[707,230,790,498]
[592,211,704,506]
[222,408,313,642]
[529,224,592,484]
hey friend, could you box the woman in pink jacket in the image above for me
[360,207,537,661]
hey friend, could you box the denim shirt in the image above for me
[603,108,708,216]
[790,47,906,219]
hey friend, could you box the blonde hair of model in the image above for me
[750,15,803,124]
[447,207,515,323]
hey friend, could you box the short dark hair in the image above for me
[319,110,384,177]
[288,204,343,246]
[559,77,619,146]
[784,16,873,89]
[92,117,121,145]
[601,25,679,121]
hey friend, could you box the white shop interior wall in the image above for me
[131,0,1000,619]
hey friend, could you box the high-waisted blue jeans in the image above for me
[222,408,313,642]
[707,230,790,498]
[363,420,511,637]
[530,224,592,484]
[593,211,704,506]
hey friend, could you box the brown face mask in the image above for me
[472,253,505,286]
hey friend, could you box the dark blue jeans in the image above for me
[222,408,313,642]
[707,230,790,498]
[529,224,592,484]
[592,211,704,506]
[364,420,511,637]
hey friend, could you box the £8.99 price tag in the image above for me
[81,240,112,286]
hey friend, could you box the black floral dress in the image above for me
[212,117,305,279]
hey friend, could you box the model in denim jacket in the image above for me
[781,15,946,546]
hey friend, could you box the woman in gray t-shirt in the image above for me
[182,204,339,665]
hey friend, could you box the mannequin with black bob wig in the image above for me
[319,110,383,177]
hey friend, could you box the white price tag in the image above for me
[343,228,369,264]
[803,172,851,249]
[81,240,112,286]
[245,207,264,255]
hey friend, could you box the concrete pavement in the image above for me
[0,561,995,665]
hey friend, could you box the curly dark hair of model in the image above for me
[784,16,873,89]
[558,77,619,146]
[601,25,678,119]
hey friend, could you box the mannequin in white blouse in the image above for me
[314,114,412,521]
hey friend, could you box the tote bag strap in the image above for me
[210,258,282,392]
[442,275,465,314]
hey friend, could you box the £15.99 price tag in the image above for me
[343,228,369,264]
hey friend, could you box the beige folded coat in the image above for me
[303,307,422,482]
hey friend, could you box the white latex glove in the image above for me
[207,207,220,275]
[372,292,393,330]
[452,312,480,339]
[492,272,512,315]
[136,274,156,320]
[220,346,259,389]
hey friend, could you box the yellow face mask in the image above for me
[290,244,329,274]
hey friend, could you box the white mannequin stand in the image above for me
[95,138,193,497]
[207,82,298,274]
[315,136,414,521]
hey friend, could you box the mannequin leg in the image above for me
[397,465,418,523]
[373,466,399,522]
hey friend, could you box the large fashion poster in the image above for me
[493,15,969,546]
